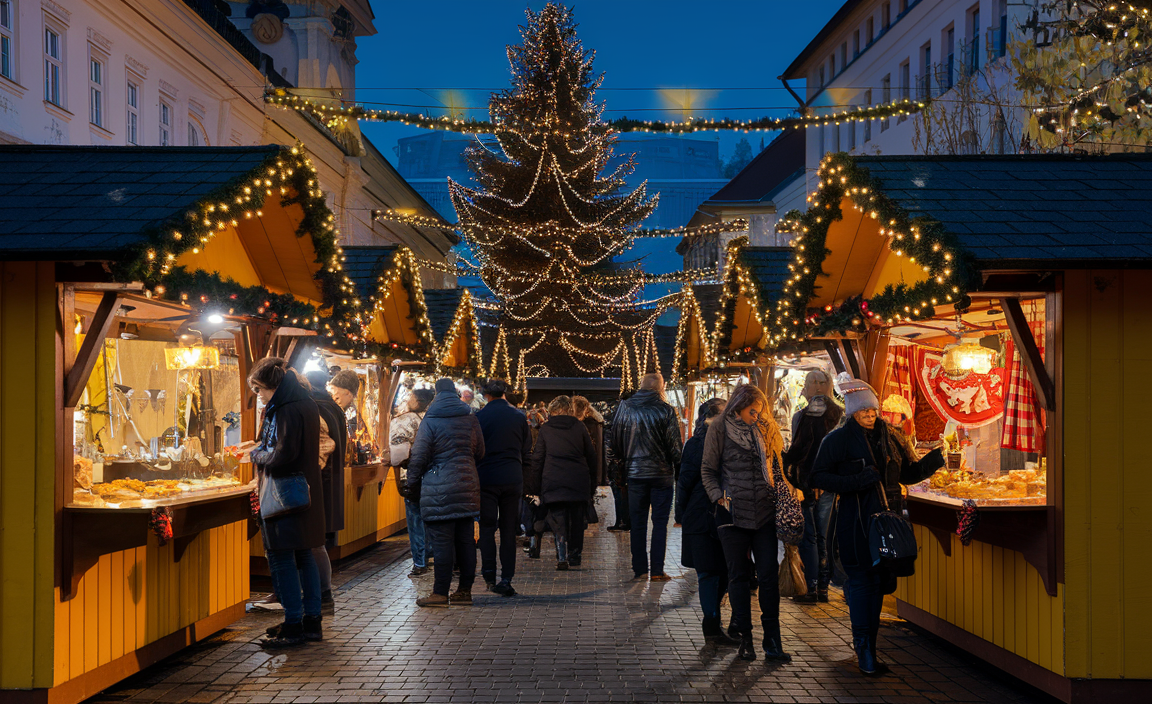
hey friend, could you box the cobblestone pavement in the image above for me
[88,523,1058,704]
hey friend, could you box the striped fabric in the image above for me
[882,343,917,426]
[1001,302,1046,453]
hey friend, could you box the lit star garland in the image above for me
[351,246,438,363]
[267,89,927,136]
[435,289,484,378]
[772,152,977,343]
[670,284,714,384]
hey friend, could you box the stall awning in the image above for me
[672,285,714,382]
[425,288,483,378]
[712,238,791,362]
[0,144,358,341]
[343,245,436,361]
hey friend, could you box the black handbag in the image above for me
[866,484,918,577]
[259,471,311,520]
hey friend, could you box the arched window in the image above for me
[187,115,208,146]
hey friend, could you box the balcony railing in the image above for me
[934,60,954,93]
[916,73,932,101]
[987,17,1008,60]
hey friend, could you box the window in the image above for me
[918,42,932,99]
[969,6,981,71]
[881,75,891,132]
[853,30,860,58]
[126,78,139,144]
[187,117,208,146]
[899,0,907,12]
[998,1,1008,58]
[882,2,891,30]
[830,53,835,77]
[89,56,103,127]
[818,65,825,87]
[867,17,874,44]
[187,122,198,146]
[44,27,62,105]
[900,61,910,100]
[864,90,872,142]
[159,100,171,146]
[944,27,955,90]
[840,42,848,70]
[1,0,13,80]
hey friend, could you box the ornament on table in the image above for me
[149,506,174,545]
[955,499,980,546]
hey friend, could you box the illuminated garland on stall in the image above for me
[268,89,926,136]
[108,144,362,347]
[435,289,485,378]
[355,246,438,363]
[670,284,713,384]
[772,152,978,341]
[710,236,774,364]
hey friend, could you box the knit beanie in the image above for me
[434,378,458,395]
[837,373,880,417]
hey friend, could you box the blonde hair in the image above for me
[547,395,573,416]
[572,395,590,419]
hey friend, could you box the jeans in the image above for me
[799,491,834,590]
[480,482,522,582]
[627,479,674,576]
[311,546,332,592]
[696,568,728,620]
[266,548,321,624]
[426,517,476,596]
[611,481,631,526]
[718,521,780,636]
[545,501,586,561]
[844,565,885,641]
[405,499,433,568]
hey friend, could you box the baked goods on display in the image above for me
[909,467,1046,506]
[70,475,246,508]
[73,455,94,491]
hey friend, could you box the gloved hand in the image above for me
[526,495,541,506]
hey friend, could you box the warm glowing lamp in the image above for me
[164,346,221,371]
[942,341,995,375]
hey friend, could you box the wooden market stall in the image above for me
[0,144,359,704]
[767,152,1152,702]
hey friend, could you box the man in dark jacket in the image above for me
[304,370,347,605]
[408,378,486,607]
[809,376,944,675]
[475,379,531,596]
[608,373,684,581]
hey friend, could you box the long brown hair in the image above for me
[725,384,785,485]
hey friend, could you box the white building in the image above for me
[0,0,453,269]
[782,0,1032,191]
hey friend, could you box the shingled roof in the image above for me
[0,145,281,258]
[738,246,792,306]
[342,245,399,300]
[854,154,1152,263]
[423,288,467,340]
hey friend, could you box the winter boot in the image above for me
[761,619,792,663]
[792,582,819,603]
[854,630,878,675]
[702,616,740,647]
[261,621,305,648]
[817,576,830,603]
[302,615,323,642]
[867,630,891,674]
[736,629,756,661]
[527,535,541,559]
[555,537,569,571]
[448,589,473,606]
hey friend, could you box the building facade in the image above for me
[0,0,453,274]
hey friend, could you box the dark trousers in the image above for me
[718,521,780,635]
[627,479,673,576]
[266,548,321,624]
[844,565,885,640]
[799,492,834,590]
[696,568,728,620]
[610,480,631,526]
[545,501,586,561]
[425,518,476,596]
[480,482,522,582]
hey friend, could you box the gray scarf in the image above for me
[725,413,767,470]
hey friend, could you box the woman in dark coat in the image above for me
[809,376,944,676]
[700,384,790,662]
[248,357,325,647]
[304,370,346,604]
[407,378,485,607]
[527,395,597,570]
[676,398,739,647]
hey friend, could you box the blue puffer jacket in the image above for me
[407,390,485,522]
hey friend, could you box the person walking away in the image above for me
[408,378,485,607]
[475,379,531,595]
[782,370,842,603]
[527,395,597,570]
[390,388,435,577]
[700,384,791,662]
[247,358,326,647]
[304,370,347,606]
[604,396,631,532]
[572,396,605,487]
[809,375,944,675]
[608,373,683,581]
[522,404,550,558]
[676,398,740,647]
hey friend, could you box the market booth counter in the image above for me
[764,152,1152,701]
[0,144,361,704]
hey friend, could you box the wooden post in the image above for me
[1001,297,1055,411]
[65,292,120,407]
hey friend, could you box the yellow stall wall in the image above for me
[896,527,1065,674]
[53,522,250,686]
[0,262,58,689]
[1062,270,1152,680]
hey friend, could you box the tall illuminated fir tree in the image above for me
[449,3,664,386]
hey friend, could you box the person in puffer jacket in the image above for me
[407,378,485,607]
[607,373,683,581]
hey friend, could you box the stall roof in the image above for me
[343,245,399,300]
[854,154,1152,263]
[739,247,792,306]
[0,145,281,257]
[341,244,436,360]
[424,288,467,339]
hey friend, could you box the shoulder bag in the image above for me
[866,483,918,577]
[259,471,311,520]
[772,456,805,545]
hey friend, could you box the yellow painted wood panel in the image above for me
[900,526,1063,674]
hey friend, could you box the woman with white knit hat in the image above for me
[809,374,945,675]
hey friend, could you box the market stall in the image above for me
[768,152,1152,702]
[0,144,360,704]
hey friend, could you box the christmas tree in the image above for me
[449,3,665,388]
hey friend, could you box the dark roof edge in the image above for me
[855,152,1152,162]
[978,258,1152,270]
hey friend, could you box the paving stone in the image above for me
[85,526,1059,704]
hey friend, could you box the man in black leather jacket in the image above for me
[608,373,684,580]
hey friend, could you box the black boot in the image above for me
[817,576,830,603]
[555,537,569,571]
[302,615,323,642]
[736,630,756,661]
[262,621,305,648]
[702,616,740,647]
[527,535,541,559]
[854,632,878,675]
[867,631,891,674]
[761,619,792,663]
[792,583,819,603]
